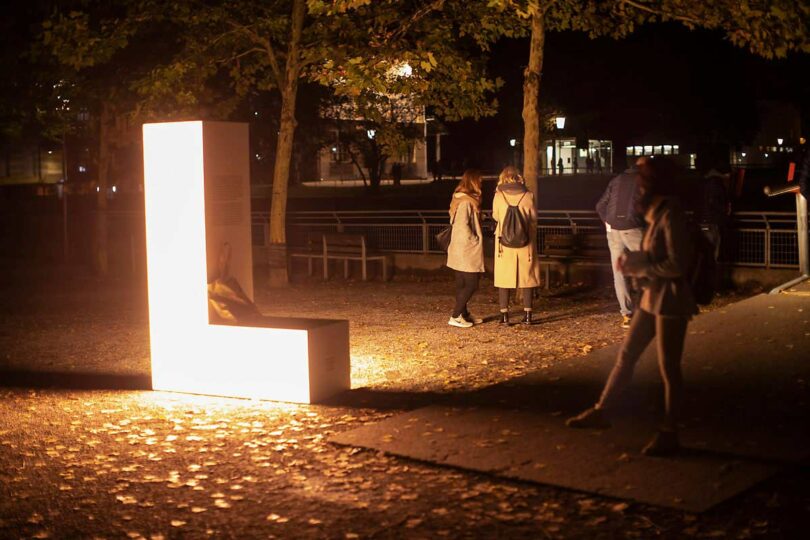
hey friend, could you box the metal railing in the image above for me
[3,205,796,270]
[251,209,802,268]
[723,211,799,268]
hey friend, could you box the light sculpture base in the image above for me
[143,121,350,403]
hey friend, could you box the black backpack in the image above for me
[687,222,718,305]
[498,191,531,248]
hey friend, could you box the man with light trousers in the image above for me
[596,161,645,328]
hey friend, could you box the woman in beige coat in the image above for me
[446,169,485,328]
[492,166,541,325]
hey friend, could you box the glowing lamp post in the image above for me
[551,116,566,175]
[142,121,350,403]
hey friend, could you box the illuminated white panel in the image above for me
[143,121,349,403]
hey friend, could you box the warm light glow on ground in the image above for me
[143,121,321,403]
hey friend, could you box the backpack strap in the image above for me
[501,190,527,207]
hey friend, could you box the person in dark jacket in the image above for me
[567,157,698,457]
[596,162,645,328]
[699,168,730,262]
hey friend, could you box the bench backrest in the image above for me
[297,232,323,252]
[323,233,367,255]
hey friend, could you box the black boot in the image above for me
[522,310,533,325]
[499,311,510,325]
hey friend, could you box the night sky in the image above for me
[443,22,810,171]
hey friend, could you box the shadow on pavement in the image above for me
[0,369,151,391]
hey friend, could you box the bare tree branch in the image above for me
[382,0,446,43]
[216,47,266,65]
[620,0,703,26]
[225,20,284,87]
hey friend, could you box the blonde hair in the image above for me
[454,169,483,198]
[497,165,524,186]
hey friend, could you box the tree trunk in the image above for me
[267,0,305,287]
[522,10,545,197]
[94,104,110,277]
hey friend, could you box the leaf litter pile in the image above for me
[0,272,806,539]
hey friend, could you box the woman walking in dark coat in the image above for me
[567,157,698,456]
[446,169,485,328]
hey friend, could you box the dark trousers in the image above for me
[498,287,533,311]
[452,271,479,318]
[597,309,688,430]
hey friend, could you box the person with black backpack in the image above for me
[492,166,541,325]
[567,157,698,457]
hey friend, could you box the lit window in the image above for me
[626,146,634,156]
[673,145,679,154]
[634,146,642,155]
[644,145,653,155]
[663,145,672,155]
[78,165,86,173]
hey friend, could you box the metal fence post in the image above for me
[797,193,809,275]
[420,212,429,254]
[764,218,771,269]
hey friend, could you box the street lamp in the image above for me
[509,138,519,168]
[552,116,566,175]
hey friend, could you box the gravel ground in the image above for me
[1,264,806,539]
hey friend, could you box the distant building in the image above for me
[542,137,614,175]
[625,142,695,170]
[731,101,802,168]
[0,145,64,186]
[316,97,428,183]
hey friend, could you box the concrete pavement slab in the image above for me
[331,406,778,512]
[332,293,809,510]
[498,293,810,462]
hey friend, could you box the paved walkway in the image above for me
[333,289,810,512]
[1,270,807,537]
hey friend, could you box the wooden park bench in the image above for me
[538,232,610,289]
[289,232,388,281]
[288,232,323,278]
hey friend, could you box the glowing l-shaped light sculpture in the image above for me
[143,121,350,403]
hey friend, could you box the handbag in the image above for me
[435,207,458,252]
[435,226,453,251]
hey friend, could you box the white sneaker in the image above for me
[448,315,473,328]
